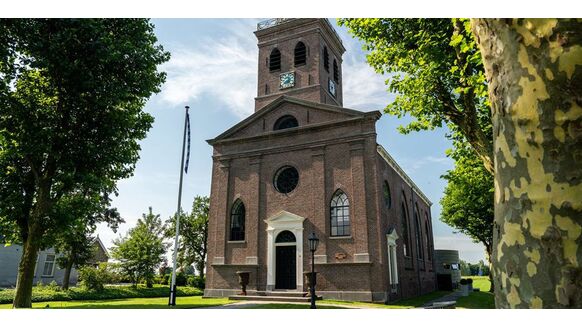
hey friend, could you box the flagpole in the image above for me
[169,105,189,306]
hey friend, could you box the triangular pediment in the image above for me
[207,96,380,145]
[265,210,305,224]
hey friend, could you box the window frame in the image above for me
[383,181,392,209]
[294,41,307,66]
[41,254,56,277]
[400,200,411,258]
[273,166,299,194]
[323,46,329,72]
[330,190,351,237]
[273,115,299,131]
[269,48,281,72]
[229,199,246,241]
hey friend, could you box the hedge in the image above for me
[0,284,202,305]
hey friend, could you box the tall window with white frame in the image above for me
[42,254,56,277]
[330,190,350,236]
[230,199,245,241]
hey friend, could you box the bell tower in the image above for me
[254,18,346,111]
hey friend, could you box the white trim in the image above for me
[387,230,399,292]
[41,253,56,277]
[264,210,305,291]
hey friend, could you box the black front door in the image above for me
[275,246,296,289]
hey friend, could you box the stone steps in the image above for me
[229,292,322,302]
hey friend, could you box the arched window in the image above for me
[333,59,339,82]
[230,199,245,241]
[383,181,392,209]
[401,202,411,257]
[330,190,350,236]
[323,46,329,72]
[273,115,298,131]
[276,230,296,243]
[269,48,281,71]
[425,217,432,261]
[414,207,423,260]
[294,42,307,66]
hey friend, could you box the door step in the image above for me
[229,292,322,302]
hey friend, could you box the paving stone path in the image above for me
[421,290,462,308]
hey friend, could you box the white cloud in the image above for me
[159,20,258,118]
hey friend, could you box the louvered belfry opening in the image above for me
[333,59,339,82]
[294,41,306,66]
[269,48,281,71]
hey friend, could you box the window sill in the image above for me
[227,240,246,244]
[329,235,352,240]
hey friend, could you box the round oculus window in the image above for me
[274,166,299,194]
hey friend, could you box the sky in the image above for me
[96,18,488,264]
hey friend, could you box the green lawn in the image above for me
[455,276,495,309]
[320,290,451,309]
[0,296,233,309]
[244,303,346,309]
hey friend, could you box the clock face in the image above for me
[329,79,336,96]
[280,72,295,89]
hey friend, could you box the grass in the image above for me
[0,296,233,309]
[244,303,346,309]
[320,290,451,309]
[455,276,495,309]
[0,284,203,305]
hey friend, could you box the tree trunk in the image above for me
[62,260,74,290]
[472,19,582,308]
[485,246,494,292]
[12,233,40,308]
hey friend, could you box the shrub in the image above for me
[0,285,203,304]
[162,273,171,285]
[176,272,187,286]
[47,280,60,291]
[187,275,205,289]
[158,272,188,286]
[79,266,104,292]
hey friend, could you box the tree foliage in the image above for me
[111,207,168,288]
[166,196,210,278]
[338,18,493,173]
[0,19,169,307]
[440,141,494,260]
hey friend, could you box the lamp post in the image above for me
[308,232,319,309]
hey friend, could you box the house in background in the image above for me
[0,236,109,288]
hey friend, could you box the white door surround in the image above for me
[265,210,305,291]
[387,228,400,292]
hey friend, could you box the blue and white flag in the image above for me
[184,107,191,174]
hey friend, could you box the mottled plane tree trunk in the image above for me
[471,19,582,308]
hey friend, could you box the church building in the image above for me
[204,18,436,302]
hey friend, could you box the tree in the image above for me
[111,207,168,287]
[166,196,210,279]
[471,18,582,308]
[0,19,169,307]
[440,140,494,291]
[338,18,493,173]
[55,230,95,290]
